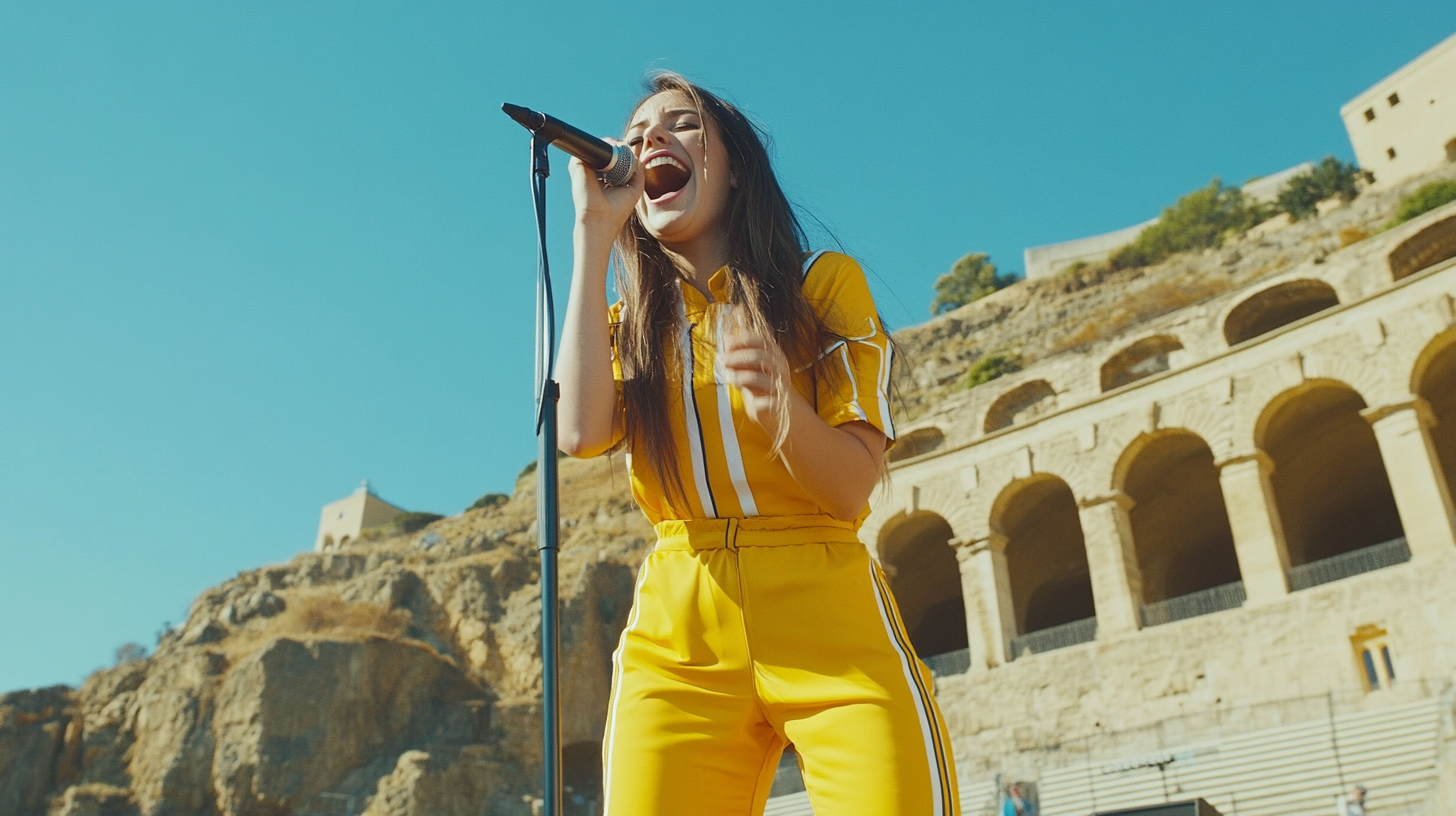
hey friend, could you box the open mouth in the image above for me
[644,154,691,201]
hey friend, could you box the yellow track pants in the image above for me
[602,516,960,816]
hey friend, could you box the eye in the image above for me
[626,135,644,148]
[672,119,700,132]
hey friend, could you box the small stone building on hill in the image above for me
[1342,30,1456,189]
[314,481,404,552]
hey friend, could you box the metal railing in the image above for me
[923,647,971,678]
[1140,581,1246,627]
[1287,537,1411,591]
[1010,616,1097,659]
[770,751,807,796]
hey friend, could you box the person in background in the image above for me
[1337,784,1367,816]
[1002,782,1035,816]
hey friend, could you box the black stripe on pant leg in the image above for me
[871,566,955,814]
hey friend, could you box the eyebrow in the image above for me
[626,108,701,133]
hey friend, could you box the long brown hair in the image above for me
[613,73,844,505]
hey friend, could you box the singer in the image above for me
[557,73,959,816]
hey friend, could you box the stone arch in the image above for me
[1448,137,1456,163]
[563,740,602,815]
[322,534,335,550]
[1115,430,1240,605]
[1389,213,1456,281]
[888,426,946,463]
[1100,335,1184,392]
[1256,380,1404,569]
[984,380,1057,434]
[339,535,351,547]
[1414,328,1456,508]
[877,512,968,659]
[1224,280,1340,346]
[990,475,1094,635]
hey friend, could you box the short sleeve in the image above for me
[802,253,897,442]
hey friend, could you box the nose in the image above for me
[639,121,672,152]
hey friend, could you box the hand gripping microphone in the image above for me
[502,103,636,187]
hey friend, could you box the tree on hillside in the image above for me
[1277,156,1366,220]
[931,253,1019,315]
[1110,180,1265,270]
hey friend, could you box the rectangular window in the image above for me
[1362,650,1380,689]
[1351,624,1395,692]
[1388,92,1400,106]
[1364,108,1376,122]
[1387,147,1398,160]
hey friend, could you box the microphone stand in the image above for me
[526,133,563,816]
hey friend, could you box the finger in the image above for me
[723,352,773,373]
[722,335,771,357]
[727,370,775,395]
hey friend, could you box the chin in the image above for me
[640,210,697,244]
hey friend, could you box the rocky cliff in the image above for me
[1,456,651,816]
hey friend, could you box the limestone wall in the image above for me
[867,192,1456,811]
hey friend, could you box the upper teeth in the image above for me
[645,156,687,172]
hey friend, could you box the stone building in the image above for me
[771,198,1456,816]
[314,480,405,552]
[1342,31,1456,188]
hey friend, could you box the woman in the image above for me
[558,73,959,816]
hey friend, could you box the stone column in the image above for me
[1363,399,1456,557]
[1077,493,1143,637]
[1216,452,1290,603]
[952,534,1015,668]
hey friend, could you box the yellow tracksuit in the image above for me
[599,252,959,815]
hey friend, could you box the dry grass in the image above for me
[1048,277,1230,355]
[1338,226,1370,247]
[219,591,411,660]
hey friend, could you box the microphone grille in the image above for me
[601,145,635,188]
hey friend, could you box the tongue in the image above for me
[645,163,690,200]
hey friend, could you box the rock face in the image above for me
[0,455,649,816]
[212,638,485,815]
[0,685,80,815]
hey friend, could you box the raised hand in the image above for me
[721,306,791,441]
[567,141,644,258]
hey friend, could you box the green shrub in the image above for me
[1277,156,1365,220]
[390,511,444,535]
[1389,180,1456,227]
[114,642,148,665]
[931,253,1019,315]
[1110,180,1266,270]
[964,354,1022,389]
[469,493,509,512]
[518,450,569,480]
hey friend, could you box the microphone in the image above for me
[502,103,635,187]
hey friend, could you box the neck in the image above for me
[661,228,731,299]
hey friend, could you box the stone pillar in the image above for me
[953,535,1015,668]
[1363,400,1456,557]
[1216,452,1290,603]
[1077,493,1143,637]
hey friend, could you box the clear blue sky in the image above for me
[3,2,1454,693]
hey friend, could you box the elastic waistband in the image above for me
[654,515,862,551]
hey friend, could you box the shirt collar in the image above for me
[678,266,732,317]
